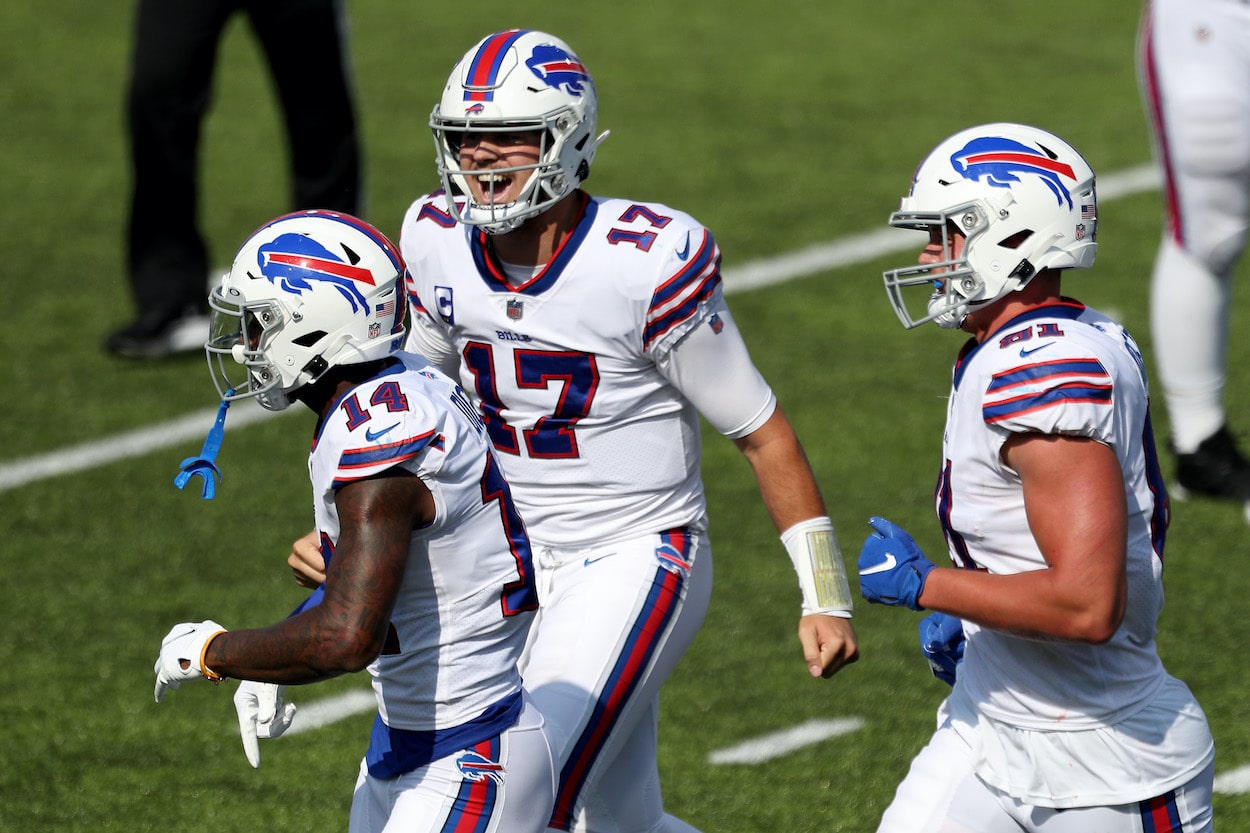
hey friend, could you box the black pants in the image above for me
[124,0,361,323]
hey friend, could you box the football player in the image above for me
[1139,0,1250,520]
[857,123,1215,832]
[152,210,556,833]
[290,29,859,833]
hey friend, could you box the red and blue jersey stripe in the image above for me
[643,231,722,350]
[982,357,1111,424]
[333,429,440,487]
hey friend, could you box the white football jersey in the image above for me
[399,191,734,549]
[937,300,1213,802]
[309,353,537,737]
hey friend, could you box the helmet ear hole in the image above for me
[997,229,1034,250]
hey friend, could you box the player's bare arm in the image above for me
[920,434,1128,642]
[732,407,825,530]
[206,471,433,682]
[733,407,859,677]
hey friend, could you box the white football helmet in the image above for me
[883,122,1098,329]
[430,29,609,234]
[207,210,407,411]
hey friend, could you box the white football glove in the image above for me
[234,681,297,768]
[153,620,227,702]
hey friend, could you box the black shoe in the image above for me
[105,309,210,359]
[1173,425,1250,504]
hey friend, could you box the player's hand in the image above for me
[857,517,936,610]
[918,611,964,686]
[154,620,227,702]
[234,681,297,768]
[798,613,859,678]
[288,529,325,588]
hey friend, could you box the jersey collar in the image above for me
[468,191,597,296]
[952,298,1087,389]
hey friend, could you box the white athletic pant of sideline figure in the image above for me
[348,694,556,833]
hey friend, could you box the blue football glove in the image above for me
[857,517,936,610]
[918,611,964,686]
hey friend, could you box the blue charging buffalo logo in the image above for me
[256,233,376,314]
[949,137,1077,208]
[456,750,505,785]
[526,44,592,96]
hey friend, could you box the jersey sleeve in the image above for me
[655,289,777,438]
[643,225,725,358]
[329,416,444,489]
[318,374,449,490]
[399,194,461,376]
[980,350,1116,443]
[403,295,459,377]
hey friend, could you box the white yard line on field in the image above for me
[0,163,1160,494]
[0,397,279,493]
[282,689,378,735]
[1215,764,1250,795]
[707,718,865,764]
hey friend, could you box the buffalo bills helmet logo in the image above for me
[526,44,592,96]
[256,233,376,314]
[949,136,1077,208]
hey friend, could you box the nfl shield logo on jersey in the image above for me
[506,299,524,321]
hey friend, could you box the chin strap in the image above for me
[174,392,233,500]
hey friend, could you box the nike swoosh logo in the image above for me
[860,553,897,575]
[1019,342,1054,358]
[583,552,617,567]
[365,422,400,442]
[676,232,691,261]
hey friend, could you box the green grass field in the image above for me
[4,2,1250,830]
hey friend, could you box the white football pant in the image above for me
[875,716,1214,833]
[348,694,556,833]
[521,528,713,833]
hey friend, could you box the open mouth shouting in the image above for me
[471,170,518,206]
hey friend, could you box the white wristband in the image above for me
[782,516,853,617]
